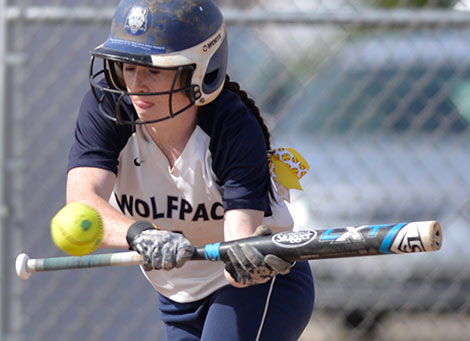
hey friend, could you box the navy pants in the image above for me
[158,262,315,341]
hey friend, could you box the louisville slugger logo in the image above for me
[389,223,426,253]
[272,230,316,248]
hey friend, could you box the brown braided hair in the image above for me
[223,75,275,201]
[223,75,272,150]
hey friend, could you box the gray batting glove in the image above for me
[225,226,292,286]
[127,222,194,271]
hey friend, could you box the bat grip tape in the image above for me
[203,242,221,261]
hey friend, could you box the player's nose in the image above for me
[129,67,151,93]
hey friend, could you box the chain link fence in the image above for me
[1,0,469,340]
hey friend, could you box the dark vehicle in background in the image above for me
[271,29,470,331]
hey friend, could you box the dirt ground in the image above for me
[299,311,470,341]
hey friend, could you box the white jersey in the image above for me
[69,87,293,302]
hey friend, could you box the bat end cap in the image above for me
[15,253,31,280]
[430,221,443,251]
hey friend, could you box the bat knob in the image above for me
[15,253,31,280]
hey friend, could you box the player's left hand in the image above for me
[127,221,195,271]
[224,226,292,286]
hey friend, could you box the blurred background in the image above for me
[1,0,469,340]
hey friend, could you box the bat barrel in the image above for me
[193,221,443,262]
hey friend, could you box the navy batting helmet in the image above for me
[89,0,228,124]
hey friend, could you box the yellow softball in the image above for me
[51,202,103,256]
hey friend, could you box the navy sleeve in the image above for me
[68,89,133,174]
[199,90,271,214]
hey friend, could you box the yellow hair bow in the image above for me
[268,147,310,202]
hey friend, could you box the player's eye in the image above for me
[123,65,136,72]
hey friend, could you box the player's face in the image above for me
[122,63,190,122]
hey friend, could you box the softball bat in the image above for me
[16,221,441,279]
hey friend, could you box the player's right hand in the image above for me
[127,221,194,271]
[224,226,292,286]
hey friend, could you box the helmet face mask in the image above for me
[90,58,198,125]
[89,0,228,125]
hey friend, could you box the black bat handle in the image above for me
[191,241,235,261]
[190,235,287,262]
[192,247,207,260]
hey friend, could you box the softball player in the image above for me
[67,0,315,339]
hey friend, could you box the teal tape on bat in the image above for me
[204,242,221,261]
